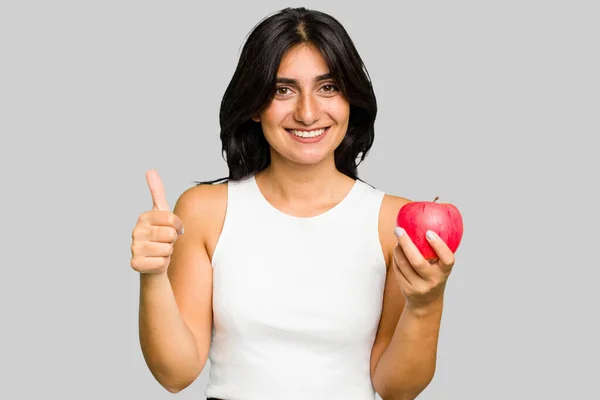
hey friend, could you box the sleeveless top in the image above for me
[206,174,388,400]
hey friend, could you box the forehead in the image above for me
[277,44,329,77]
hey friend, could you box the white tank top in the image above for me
[206,174,387,400]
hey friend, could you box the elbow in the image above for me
[379,389,423,400]
[152,359,207,394]
[157,372,197,394]
[164,382,189,394]
[377,376,435,400]
[165,385,183,394]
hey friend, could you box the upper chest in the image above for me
[201,184,398,272]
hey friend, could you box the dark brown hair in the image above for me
[196,7,377,185]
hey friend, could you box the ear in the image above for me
[251,115,260,122]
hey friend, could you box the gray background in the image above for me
[1,0,598,398]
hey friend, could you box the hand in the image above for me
[130,170,184,275]
[392,227,456,310]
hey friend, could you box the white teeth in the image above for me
[289,128,327,138]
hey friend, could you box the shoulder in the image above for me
[174,181,228,217]
[378,193,412,267]
[358,180,410,215]
[172,181,228,243]
[380,193,411,218]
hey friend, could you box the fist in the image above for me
[130,170,184,275]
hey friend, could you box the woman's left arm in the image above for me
[372,298,445,400]
[371,197,456,400]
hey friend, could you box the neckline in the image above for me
[250,174,360,221]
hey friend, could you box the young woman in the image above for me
[130,7,456,400]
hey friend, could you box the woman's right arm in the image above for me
[132,171,215,393]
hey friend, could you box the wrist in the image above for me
[404,297,444,318]
[140,270,169,284]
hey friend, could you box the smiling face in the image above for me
[253,43,350,167]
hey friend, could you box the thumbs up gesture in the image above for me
[130,170,184,275]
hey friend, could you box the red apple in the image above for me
[396,197,464,260]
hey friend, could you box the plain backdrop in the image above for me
[1,0,598,398]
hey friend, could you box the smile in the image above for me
[285,127,329,138]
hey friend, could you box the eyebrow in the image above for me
[276,73,333,85]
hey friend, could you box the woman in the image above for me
[130,7,456,400]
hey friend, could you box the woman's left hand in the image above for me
[392,227,456,310]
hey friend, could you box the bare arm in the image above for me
[372,300,443,400]
[135,178,218,393]
[370,195,442,399]
[139,271,204,392]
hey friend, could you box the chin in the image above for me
[287,151,334,166]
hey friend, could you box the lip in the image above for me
[286,126,330,144]
[285,127,330,132]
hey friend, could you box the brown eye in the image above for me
[322,84,339,93]
[276,87,290,95]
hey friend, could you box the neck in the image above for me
[255,155,353,206]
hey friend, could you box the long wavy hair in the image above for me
[195,7,377,185]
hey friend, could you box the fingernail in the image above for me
[180,227,185,235]
[395,227,405,237]
[426,230,435,240]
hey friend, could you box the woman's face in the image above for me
[253,44,350,167]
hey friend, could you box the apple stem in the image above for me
[433,196,439,203]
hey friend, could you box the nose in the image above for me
[294,93,320,125]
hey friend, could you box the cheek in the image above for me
[328,100,350,119]
[262,105,289,126]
